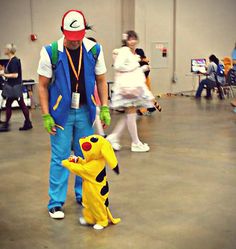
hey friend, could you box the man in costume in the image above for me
[38,9,110,219]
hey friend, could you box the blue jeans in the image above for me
[195,78,216,98]
[48,106,94,210]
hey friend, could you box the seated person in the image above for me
[230,43,236,111]
[0,65,5,122]
[195,54,224,99]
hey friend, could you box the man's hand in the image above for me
[42,114,56,135]
[100,106,111,126]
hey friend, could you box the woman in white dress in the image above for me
[107,31,154,152]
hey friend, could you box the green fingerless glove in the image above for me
[100,106,111,126]
[42,114,55,133]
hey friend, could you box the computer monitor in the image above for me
[191,59,206,73]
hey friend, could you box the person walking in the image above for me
[37,10,110,219]
[135,48,162,115]
[0,44,32,132]
[107,31,154,152]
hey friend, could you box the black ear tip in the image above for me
[113,165,120,175]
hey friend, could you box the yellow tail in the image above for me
[107,208,121,224]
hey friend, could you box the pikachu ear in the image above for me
[101,139,119,174]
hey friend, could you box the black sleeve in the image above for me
[139,61,148,67]
[139,60,150,78]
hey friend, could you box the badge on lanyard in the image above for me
[71,92,80,109]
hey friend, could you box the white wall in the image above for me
[135,0,174,94]
[135,0,236,94]
[175,0,236,94]
[0,0,122,82]
[1,0,235,95]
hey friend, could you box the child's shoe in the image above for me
[93,224,104,230]
[79,217,88,225]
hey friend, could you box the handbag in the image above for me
[2,82,23,99]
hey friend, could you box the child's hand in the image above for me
[68,156,78,163]
[68,156,86,164]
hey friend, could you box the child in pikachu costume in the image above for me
[62,134,121,230]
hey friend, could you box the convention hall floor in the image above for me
[0,96,236,249]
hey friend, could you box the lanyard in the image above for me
[65,45,83,92]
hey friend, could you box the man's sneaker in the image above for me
[131,142,150,152]
[48,207,65,219]
[106,134,122,151]
[19,120,33,131]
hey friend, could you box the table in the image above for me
[185,73,204,95]
[22,80,37,108]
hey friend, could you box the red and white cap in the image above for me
[62,10,86,41]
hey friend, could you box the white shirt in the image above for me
[113,46,146,89]
[206,62,217,81]
[37,37,107,78]
[207,61,225,84]
[113,46,140,72]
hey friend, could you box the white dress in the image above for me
[110,47,154,108]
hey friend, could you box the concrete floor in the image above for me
[0,96,236,249]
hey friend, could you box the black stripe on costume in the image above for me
[113,164,120,174]
[100,181,109,196]
[96,167,106,182]
[105,198,109,207]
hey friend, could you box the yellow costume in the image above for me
[62,135,121,229]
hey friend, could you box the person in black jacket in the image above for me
[135,48,162,115]
[0,44,32,132]
[0,66,4,122]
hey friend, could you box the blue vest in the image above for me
[45,43,100,129]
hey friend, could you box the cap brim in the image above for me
[63,29,85,41]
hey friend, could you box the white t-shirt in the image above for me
[37,37,107,78]
[207,61,225,84]
[206,62,217,81]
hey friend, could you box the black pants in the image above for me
[196,78,216,97]
[5,97,30,124]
